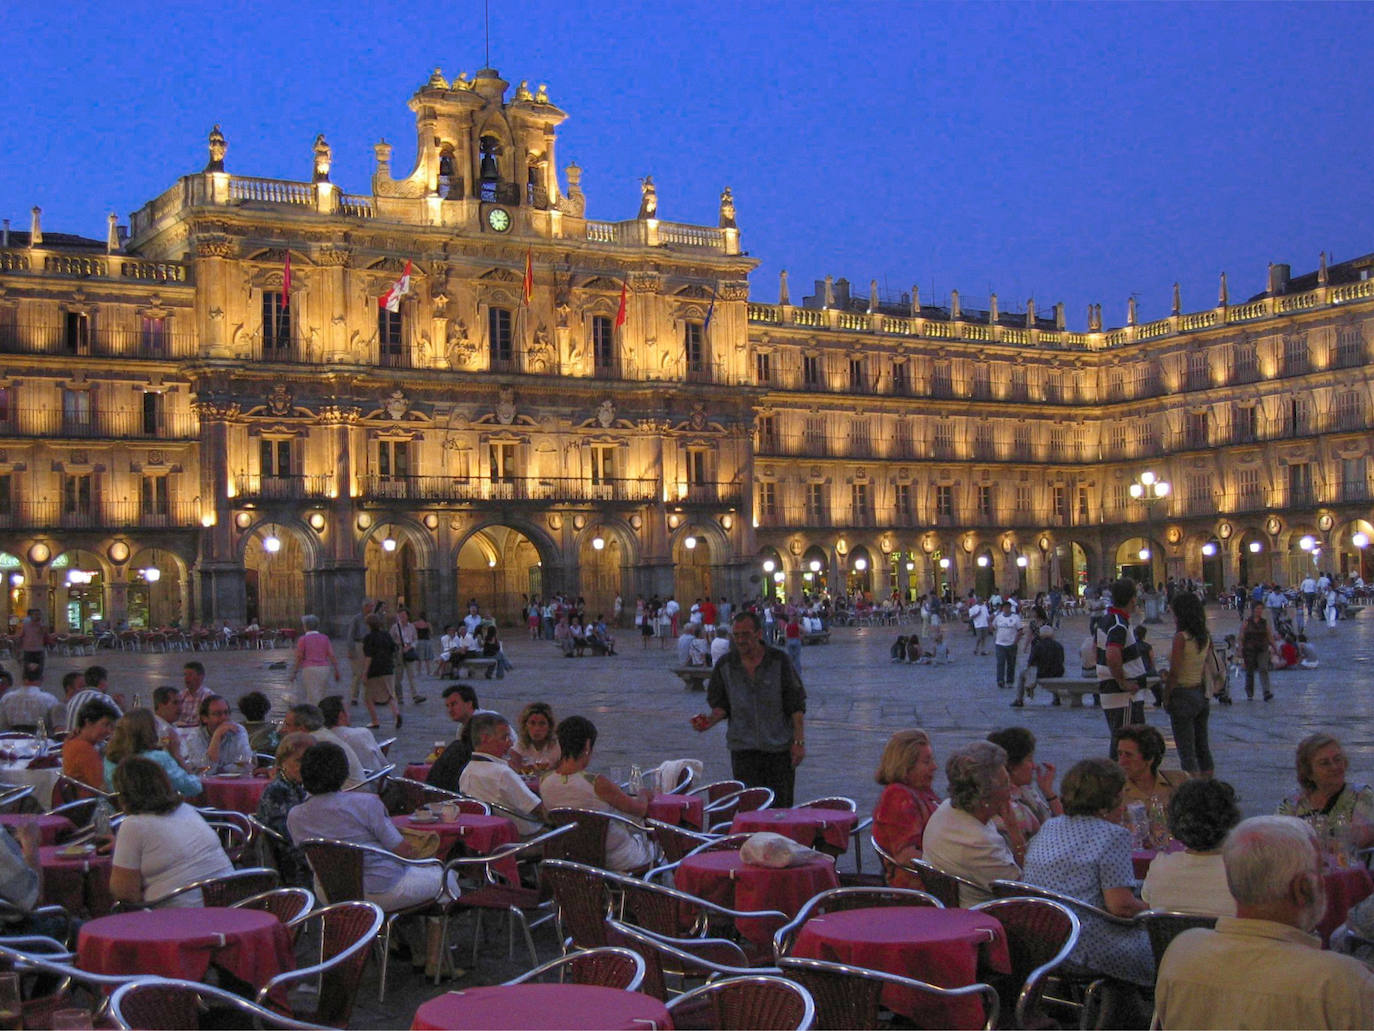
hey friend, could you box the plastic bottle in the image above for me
[629,764,643,796]
[93,798,114,840]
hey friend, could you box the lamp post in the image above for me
[1129,470,1170,623]
[1353,532,1370,581]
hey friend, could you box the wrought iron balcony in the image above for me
[232,474,335,501]
[4,409,199,440]
[358,475,658,505]
[26,500,201,529]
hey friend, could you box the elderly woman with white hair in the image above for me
[288,613,340,705]
[921,740,1025,905]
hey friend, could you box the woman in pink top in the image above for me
[288,614,339,705]
[872,728,942,890]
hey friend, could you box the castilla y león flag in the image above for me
[379,259,413,312]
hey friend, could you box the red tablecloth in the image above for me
[392,813,518,859]
[647,793,705,830]
[731,807,858,852]
[412,984,673,1030]
[78,907,293,990]
[0,813,75,846]
[793,905,1010,1029]
[39,845,113,916]
[673,849,838,946]
[1318,866,1374,946]
[200,775,270,814]
[404,763,434,782]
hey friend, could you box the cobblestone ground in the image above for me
[56,605,1372,1025]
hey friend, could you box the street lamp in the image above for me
[1353,531,1370,580]
[1129,470,1170,590]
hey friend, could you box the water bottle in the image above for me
[1125,802,1148,849]
[94,798,114,840]
[629,764,643,796]
[34,717,46,750]
[132,693,143,710]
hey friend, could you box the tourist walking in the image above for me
[969,596,990,655]
[346,599,374,705]
[361,614,402,730]
[390,608,426,705]
[1240,601,1277,701]
[1162,592,1215,777]
[287,614,340,706]
[992,600,1023,691]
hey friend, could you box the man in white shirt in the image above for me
[709,628,732,667]
[458,713,544,836]
[319,695,387,772]
[1157,815,1374,1030]
[968,598,990,655]
[1299,575,1318,617]
[282,703,365,786]
[149,685,189,768]
[663,597,681,636]
[462,603,483,636]
[0,664,59,732]
[991,601,1023,692]
[676,627,697,667]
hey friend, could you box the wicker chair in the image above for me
[689,779,745,804]
[382,776,462,816]
[771,886,942,960]
[779,955,998,1030]
[141,866,280,908]
[109,976,331,1030]
[607,918,777,1002]
[231,886,316,939]
[901,856,986,908]
[0,937,132,1026]
[542,858,618,950]
[704,787,774,833]
[795,796,873,875]
[546,806,655,873]
[971,897,1081,1029]
[255,901,383,1029]
[647,818,716,865]
[1137,910,1218,969]
[665,974,816,1031]
[503,945,646,991]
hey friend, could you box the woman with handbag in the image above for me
[1240,600,1278,701]
[390,607,426,706]
[1162,592,1216,778]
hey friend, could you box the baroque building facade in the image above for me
[0,69,1369,633]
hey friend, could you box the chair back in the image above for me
[503,946,646,991]
[691,779,745,804]
[778,956,998,1031]
[684,833,752,857]
[202,867,281,907]
[1139,910,1218,968]
[796,796,857,813]
[904,857,977,908]
[546,808,610,868]
[301,840,367,904]
[232,886,315,930]
[304,901,385,1028]
[772,886,942,959]
[971,896,1081,1029]
[541,859,613,948]
[0,786,34,813]
[666,974,816,1031]
[110,976,328,1030]
[606,918,760,1002]
[989,879,1137,926]
[648,819,714,864]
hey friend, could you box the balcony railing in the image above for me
[673,482,744,507]
[4,409,199,440]
[0,324,196,360]
[27,500,200,529]
[358,475,658,505]
[233,474,334,500]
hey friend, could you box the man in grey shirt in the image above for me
[694,610,806,806]
[347,599,375,705]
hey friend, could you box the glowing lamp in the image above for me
[773,571,785,583]
[854,557,867,572]
[1248,541,1262,554]
[8,574,22,587]
[1016,555,1028,568]
[1139,548,1151,560]
[684,536,697,550]
[939,558,950,569]
[263,534,282,554]
[1201,542,1218,557]
[143,567,161,583]
[1354,532,1371,549]
[809,560,821,572]
[591,536,605,551]
[905,561,915,571]
[1299,535,1316,552]
[976,555,989,568]
[762,559,775,573]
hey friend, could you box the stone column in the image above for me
[317,407,365,635]
[193,400,246,624]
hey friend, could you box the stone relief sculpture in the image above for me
[206,125,227,171]
[445,319,476,367]
[597,399,616,428]
[719,187,736,229]
[384,390,409,420]
[637,176,657,219]
[496,386,517,426]
[528,325,555,372]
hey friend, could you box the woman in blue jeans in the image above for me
[1162,592,1214,777]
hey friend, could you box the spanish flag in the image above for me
[521,248,534,307]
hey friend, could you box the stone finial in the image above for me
[778,269,790,306]
[1026,297,1036,327]
[989,292,999,323]
[106,213,120,254]
[719,186,736,229]
[637,175,657,219]
[206,124,227,172]
[1,220,8,248]
[950,289,961,320]
[1319,251,1329,286]
[868,279,879,314]
[560,162,585,217]
[1054,302,1065,329]
[535,83,549,104]
[1128,296,1137,325]
[28,207,41,247]
[1218,271,1228,306]
[515,80,534,101]
[823,275,835,308]
[374,139,393,174]
[312,134,332,183]
[1088,303,1101,331]
[910,284,919,316]
[427,68,448,90]
[1172,282,1181,315]
[565,161,582,191]
[454,71,473,91]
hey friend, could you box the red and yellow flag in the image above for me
[521,248,534,307]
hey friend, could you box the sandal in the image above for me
[368,722,380,729]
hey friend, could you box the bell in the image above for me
[438,154,455,177]
[479,153,499,182]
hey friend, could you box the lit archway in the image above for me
[127,548,187,628]
[890,549,920,601]
[1336,519,1373,580]
[244,526,307,627]
[1114,537,1157,585]
[973,547,996,600]
[1284,526,1322,585]
[1199,537,1224,596]
[49,549,109,633]
[455,524,547,625]
[578,529,626,620]
[0,552,25,628]
[673,529,712,607]
[800,545,829,599]
[1236,530,1267,587]
[847,546,874,598]
[756,546,786,603]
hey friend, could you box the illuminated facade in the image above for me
[0,69,1369,631]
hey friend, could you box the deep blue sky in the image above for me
[5,1,1373,328]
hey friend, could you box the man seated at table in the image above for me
[319,695,387,773]
[1156,815,1374,1029]
[0,816,63,938]
[281,703,365,787]
[458,713,545,837]
[921,740,1023,905]
[149,685,190,770]
[427,684,490,792]
[61,671,123,738]
[180,694,252,775]
[288,742,457,974]
[176,662,214,725]
[0,663,59,733]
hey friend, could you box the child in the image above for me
[890,635,908,662]
[905,634,921,663]
[932,625,950,664]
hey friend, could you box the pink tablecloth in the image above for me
[793,905,1009,1029]
[200,775,270,814]
[731,807,858,851]
[0,813,75,846]
[404,763,434,782]
[412,984,672,1030]
[78,907,294,989]
[392,813,518,858]
[673,849,838,946]
[1318,866,1374,946]
[647,793,705,830]
[39,845,113,915]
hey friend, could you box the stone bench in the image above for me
[802,631,831,645]
[452,657,498,679]
[672,665,712,691]
[1036,674,1160,708]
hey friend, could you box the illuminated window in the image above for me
[488,307,513,364]
[684,322,706,374]
[261,293,290,355]
[589,445,615,485]
[935,485,954,518]
[260,439,292,478]
[592,315,615,371]
[378,307,404,366]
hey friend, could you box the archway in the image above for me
[673,529,712,608]
[890,550,920,601]
[1199,538,1224,597]
[847,546,874,598]
[1052,540,1092,597]
[757,546,786,603]
[800,545,829,599]
[578,529,626,621]
[49,549,108,633]
[1284,527,1322,585]
[456,524,545,625]
[0,552,25,629]
[127,548,187,628]
[1115,537,1156,585]
[1336,519,1373,580]
[973,547,996,599]
[365,531,421,613]
[244,526,307,627]
[1236,530,1267,588]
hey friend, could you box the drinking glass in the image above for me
[0,971,22,1031]
[51,1010,94,1030]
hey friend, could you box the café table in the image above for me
[731,807,858,851]
[392,811,518,859]
[0,762,62,808]
[39,844,114,916]
[673,848,838,947]
[78,907,294,991]
[792,905,1009,1030]
[0,812,75,846]
[647,793,704,830]
[200,774,271,814]
[411,983,673,1031]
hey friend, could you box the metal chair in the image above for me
[109,976,331,1030]
[704,787,775,832]
[546,806,655,873]
[0,786,34,813]
[142,866,280,908]
[644,762,697,794]
[345,763,395,793]
[778,955,999,1030]
[255,901,383,1029]
[542,856,616,951]
[689,779,745,805]
[502,945,646,991]
[1137,910,1218,969]
[607,918,777,1002]
[232,886,316,938]
[665,974,816,1031]
[0,937,132,1026]
[647,818,715,865]
[902,856,986,908]
[971,896,1081,1029]
[384,776,462,815]
[771,886,942,960]
[796,796,872,875]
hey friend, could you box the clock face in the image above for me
[487,208,511,233]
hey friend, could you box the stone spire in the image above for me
[823,275,834,308]
[910,284,919,316]
[868,279,879,314]
[28,207,40,247]
[107,213,120,254]
[1172,282,1181,315]
[950,289,961,320]
[1218,271,1228,306]
[778,269,790,306]
[1025,297,1036,327]
[988,292,999,323]
[1128,296,1137,325]
[1319,251,1329,286]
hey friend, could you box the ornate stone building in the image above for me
[0,69,1369,631]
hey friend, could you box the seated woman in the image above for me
[109,756,234,907]
[255,732,314,886]
[1141,778,1241,917]
[287,742,457,973]
[1296,634,1320,669]
[987,726,1063,841]
[509,702,560,773]
[540,715,654,874]
[102,709,202,799]
[1277,733,1374,855]
[61,698,120,797]
[1022,758,1152,987]
[889,636,908,662]
[480,624,516,679]
[872,729,941,889]
[921,740,1024,905]
[905,634,922,663]
[1115,724,1189,816]
[1274,633,1301,670]
[238,690,279,756]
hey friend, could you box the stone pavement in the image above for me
[41,605,1372,1025]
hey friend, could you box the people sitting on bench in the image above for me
[1013,625,1065,708]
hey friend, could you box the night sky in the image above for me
[6,1,1373,328]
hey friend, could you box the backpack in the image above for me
[1203,641,1227,697]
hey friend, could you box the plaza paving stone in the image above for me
[45,605,1372,1025]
